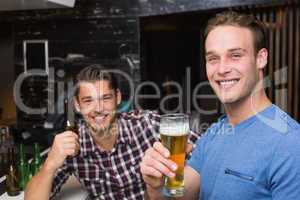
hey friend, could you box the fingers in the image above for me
[74,140,80,156]
[52,131,80,156]
[57,131,78,140]
[140,151,165,189]
[146,148,176,177]
[140,142,178,188]
[63,140,80,156]
[152,142,177,173]
[140,158,164,178]
[56,131,79,144]
[153,142,170,157]
[45,131,80,171]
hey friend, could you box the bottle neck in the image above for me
[8,148,15,165]
[65,99,77,132]
[64,98,69,124]
[66,120,72,128]
[19,144,25,161]
[34,143,40,158]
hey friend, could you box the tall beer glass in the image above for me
[160,113,189,197]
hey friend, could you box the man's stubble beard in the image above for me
[88,113,118,139]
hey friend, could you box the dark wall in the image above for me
[0,0,290,21]
[14,18,138,61]
[138,0,290,16]
[0,23,15,122]
[13,17,139,128]
[0,0,295,129]
[139,12,220,131]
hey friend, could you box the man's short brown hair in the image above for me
[204,11,267,54]
[74,64,118,98]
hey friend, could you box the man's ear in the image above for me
[73,97,81,113]
[256,48,268,70]
[116,89,122,105]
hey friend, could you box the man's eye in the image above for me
[232,53,242,59]
[103,96,112,101]
[207,57,218,63]
[83,99,93,104]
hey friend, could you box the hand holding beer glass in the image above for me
[160,114,189,197]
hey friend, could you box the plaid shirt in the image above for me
[50,110,200,200]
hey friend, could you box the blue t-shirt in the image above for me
[188,105,300,200]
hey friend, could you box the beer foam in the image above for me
[160,124,189,136]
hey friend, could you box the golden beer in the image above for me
[160,114,189,197]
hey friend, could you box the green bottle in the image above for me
[18,143,29,190]
[31,143,42,176]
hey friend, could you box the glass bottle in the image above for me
[18,143,29,190]
[6,147,20,196]
[64,98,77,132]
[0,131,4,165]
[31,143,42,176]
[0,128,8,165]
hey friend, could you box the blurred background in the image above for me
[0,0,298,153]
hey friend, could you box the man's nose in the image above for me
[218,57,232,75]
[94,99,105,112]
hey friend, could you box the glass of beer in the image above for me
[160,113,189,197]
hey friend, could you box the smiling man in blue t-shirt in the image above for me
[140,11,300,200]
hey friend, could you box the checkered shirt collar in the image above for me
[78,115,132,157]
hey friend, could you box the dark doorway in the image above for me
[139,11,222,132]
[139,11,218,111]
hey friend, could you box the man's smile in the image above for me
[216,78,240,90]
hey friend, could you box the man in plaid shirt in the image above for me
[25,65,199,200]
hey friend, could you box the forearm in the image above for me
[25,161,56,200]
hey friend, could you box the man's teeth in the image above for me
[95,116,105,123]
[219,80,238,87]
